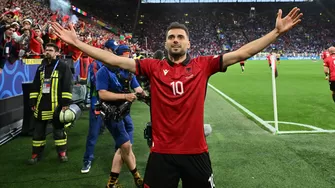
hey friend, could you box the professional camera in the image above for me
[94,101,132,122]
[144,122,152,147]
[136,93,150,106]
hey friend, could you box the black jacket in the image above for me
[29,58,73,120]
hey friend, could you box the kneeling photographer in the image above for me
[96,45,145,188]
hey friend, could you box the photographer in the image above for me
[96,45,144,188]
[81,39,118,174]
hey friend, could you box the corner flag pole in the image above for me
[270,55,279,134]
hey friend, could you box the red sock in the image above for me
[32,154,38,158]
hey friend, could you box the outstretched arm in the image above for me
[50,22,136,73]
[222,7,303,69]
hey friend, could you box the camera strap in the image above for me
[107,68,133,93]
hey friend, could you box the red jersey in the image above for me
[136,55,225,154]
[48,33,61,49]
[266,54,271,64]
[322,51,330,60]
[240,61,245,64]
[29,30,42,58]
[68,45,82,62]
[324,54,335,81]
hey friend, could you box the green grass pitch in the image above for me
[1,60,335,187]
[210,60,335,131]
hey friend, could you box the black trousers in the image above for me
[31,106,67,155]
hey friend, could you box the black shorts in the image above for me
[277,58,280,61]
[144,152,215,188]
[329,81,335,92]
[240,63,245,66]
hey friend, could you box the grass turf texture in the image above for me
[210,60,335,131]
[1,61,335,187]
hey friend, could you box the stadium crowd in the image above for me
[0,0,334,187]
[0,0,134,74]
[1,0,334,75]
[131,3,335,57]
[70,1,334,58]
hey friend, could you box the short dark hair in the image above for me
[45,43,59,52]
[166,22,190,39]
[6,25,16,30]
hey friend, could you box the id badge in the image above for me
[42,79,51,94]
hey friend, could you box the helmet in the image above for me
[59,104,82,124]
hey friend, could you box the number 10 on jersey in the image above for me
[170,81,184,96]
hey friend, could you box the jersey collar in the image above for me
[166,53,191,67]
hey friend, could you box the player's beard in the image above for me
[168,47,187,61]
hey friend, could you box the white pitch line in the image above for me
[208,84,276,133]
[277,130,335,134]
[265,121,324,131]
[208,84,335,135]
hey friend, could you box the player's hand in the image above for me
[62,106,69,111]
[136,90,148,97]
[275,7,303,35]
[50,22,78,45]
[125,93,137,102]
[31,106,36,111]
[141,90,148,97]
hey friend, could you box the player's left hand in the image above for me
[275,7,303,35]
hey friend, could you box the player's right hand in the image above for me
[125,93,137,102]
[31,106,36,111]
[50,22,78,46]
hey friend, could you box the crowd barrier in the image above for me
[0,57,89,145]
[0,58,82,100]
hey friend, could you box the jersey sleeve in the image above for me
[135,58,159,78]
[96,68,110,91]
[198,55,226,77]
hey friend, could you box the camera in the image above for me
[136,93,150,106]
[144,122,152,147]
[95,101,132,122]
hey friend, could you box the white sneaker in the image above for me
[81,160,92,174]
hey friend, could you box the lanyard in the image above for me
[43,60,59,79]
